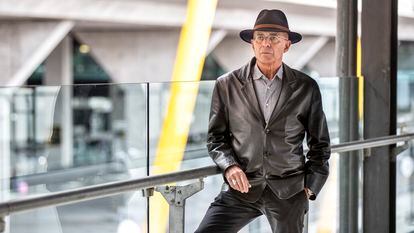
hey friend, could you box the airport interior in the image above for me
[0,0,414,232]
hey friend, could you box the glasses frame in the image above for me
[252,32,289,44]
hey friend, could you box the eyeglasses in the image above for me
[253,34,289,44]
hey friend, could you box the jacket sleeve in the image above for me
[207,79,240,173]
[304,83,331,200]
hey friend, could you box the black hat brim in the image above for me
[240,28,302,44]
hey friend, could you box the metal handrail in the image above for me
[0,133,413,217]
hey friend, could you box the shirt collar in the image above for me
[253,63,283,81]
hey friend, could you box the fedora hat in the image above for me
[240,9,302,44]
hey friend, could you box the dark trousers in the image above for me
[195,186,309,233]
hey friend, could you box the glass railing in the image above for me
[396,141,414,233]
[0,84,148,201]
[0,75,413,233]
[396,70,414,233]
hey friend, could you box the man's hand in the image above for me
[304,187,313,199]
[225,165,251,193]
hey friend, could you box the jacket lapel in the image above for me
[267,63,297,124]
[241,80,265,124]
[239,58,266,126]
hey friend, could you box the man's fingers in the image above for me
[244,176,251,192]
[238,175,247,193]
[225,166,251,193]
[235,176,244,192]
[229,175,250,193]
[229,178,241,191]
[228,177,237,189]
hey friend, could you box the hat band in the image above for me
[254,24,290,32]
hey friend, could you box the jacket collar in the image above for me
[237,57,295,85]
[252,62,283,81]
[238,57,298,126]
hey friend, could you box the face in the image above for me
[251,31,291,65]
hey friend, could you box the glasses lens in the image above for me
[254,34,281,43]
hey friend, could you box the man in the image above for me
[195,9,330,233]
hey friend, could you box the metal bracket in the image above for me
[364,147,372,158]
[155,179,204,233]
[142,187,154,197]
[0,216,5,233]
[391,141,409,161]
[364,142,409,161]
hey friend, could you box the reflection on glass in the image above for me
[0,84,148,201]
[148,81,215,175]
[9,192,147,233]
[396,40,414,231]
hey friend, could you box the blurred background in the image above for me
[0,0,414,232]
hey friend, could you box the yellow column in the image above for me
[149,0,217,232]
[357,38,364,120]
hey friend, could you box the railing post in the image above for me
[0,216,5,233]
[156,179,204,233]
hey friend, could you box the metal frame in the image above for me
[336,0,358,231]
[0,133,413,231]
[361,0,398,231]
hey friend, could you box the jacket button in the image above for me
[265,129,270,134]
[265,174,270,179]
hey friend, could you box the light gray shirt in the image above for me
[252,64,283,124]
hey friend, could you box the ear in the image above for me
[283,41,292,53]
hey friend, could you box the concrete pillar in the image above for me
[306,40,336,77]
[44,36,74,168]
[74,30,180,83]
[289,36,330,70]
[284,36,328,69]
[0,21,73,86]
[211,35,252,71]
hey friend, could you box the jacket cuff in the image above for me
[305,173,328,200]
[306,188,316,200]
[215,155,239,172]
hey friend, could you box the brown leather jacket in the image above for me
[207,58,330,202]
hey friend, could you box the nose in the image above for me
[261,38,271,47]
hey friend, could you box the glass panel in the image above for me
[8,191,147,233]
[396,142,414,233]
[397,70,414,132]
[0,83,148,201]
[305,77,340,233]
[307,153,342,233]
[147,81,215,233]
[397,39,414,232]
[148,80,216,174]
